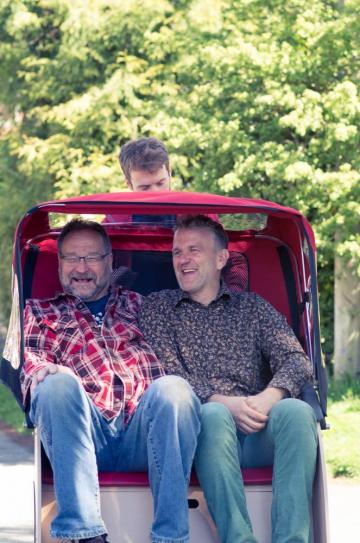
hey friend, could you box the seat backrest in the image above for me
[22,228,304,346]
[22,239,249,299]
[22,239,61,300]
[245,237,301,337]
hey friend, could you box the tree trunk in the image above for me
[333,254,360,378]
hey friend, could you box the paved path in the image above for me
[326,478,360,542]
[0,424,359,542]
[0,424,34,543]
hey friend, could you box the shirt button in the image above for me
[77,303,85,309]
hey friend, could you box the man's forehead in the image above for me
[61,230,104,247]
[173,227,214,245]
[130,165,169,180]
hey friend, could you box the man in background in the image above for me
[119,137,171,192]
[104,137,174,226]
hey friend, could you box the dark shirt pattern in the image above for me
[139,284,313,402]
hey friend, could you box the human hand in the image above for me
[246,387,286,417]
[30,363,74,393]
[209,394,269,434]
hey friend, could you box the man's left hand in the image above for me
[245,387,286,417]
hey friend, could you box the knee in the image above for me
[271,398,317,436]
[149,375,200,412]
[201,402,235,433]
[199,402,237,445]
[33,371,81,409]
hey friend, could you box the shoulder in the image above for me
[146,289,180,305]
[114,288,143,312]
[229,291,279,314]
[119,288,143,303]
[229,290,263,307]
[140,289,180,316]
[139,290,180,329]
[25,294,66,313]
[24,295,71,326]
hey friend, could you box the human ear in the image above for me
[217,249,229,271]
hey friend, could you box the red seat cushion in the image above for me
[42,466,273,487]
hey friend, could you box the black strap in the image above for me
[22,244,39,302]
[277,245,300,339]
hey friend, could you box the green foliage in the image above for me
[327,375,360,403]
[0,130,54,317]
[0,0,359,355]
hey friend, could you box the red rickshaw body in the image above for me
[0,191,329,542]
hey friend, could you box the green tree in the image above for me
[0,0,359,362]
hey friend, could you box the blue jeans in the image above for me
[195,399,318,543]
[30,373,201,542]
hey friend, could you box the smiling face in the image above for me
[58,230,113,301]
[126,165,171,192]
[172,227,229,305]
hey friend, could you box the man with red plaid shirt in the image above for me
[21,218,201,543]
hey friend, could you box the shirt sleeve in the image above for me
[256,295,313,398]
[20,301,56,406]
[138,294,216,402]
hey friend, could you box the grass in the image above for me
[322,377,360,482]
[0,376,359,481]
[0,382,29,433]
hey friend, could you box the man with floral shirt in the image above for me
[139,215,318,543]
[21,218,201,543]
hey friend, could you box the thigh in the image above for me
[239,425,275,468]
[91,408,125,471]
[30,372,119,469]
[113,375,198,471]
[240,398,316,468]
[113,394,150,472]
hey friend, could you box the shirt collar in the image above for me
[55,285,120,307]
[174,280,232,307]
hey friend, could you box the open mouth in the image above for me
[179,268,198,282]
[71,277,94,285]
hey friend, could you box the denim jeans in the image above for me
[30,373,201,542]
[195,399,318,543]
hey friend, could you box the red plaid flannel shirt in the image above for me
[21,287,165,422]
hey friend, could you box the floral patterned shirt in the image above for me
[139,284,313,402]
[21,287,164,422]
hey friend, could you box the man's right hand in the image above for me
[209,394,269,434]
[30,363,74,393]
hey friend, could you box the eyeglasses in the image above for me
[60,253,110,265]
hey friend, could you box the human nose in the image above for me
[74,257,89,271]
[177,252,190,266]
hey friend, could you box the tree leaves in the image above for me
[0,0,359,353]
